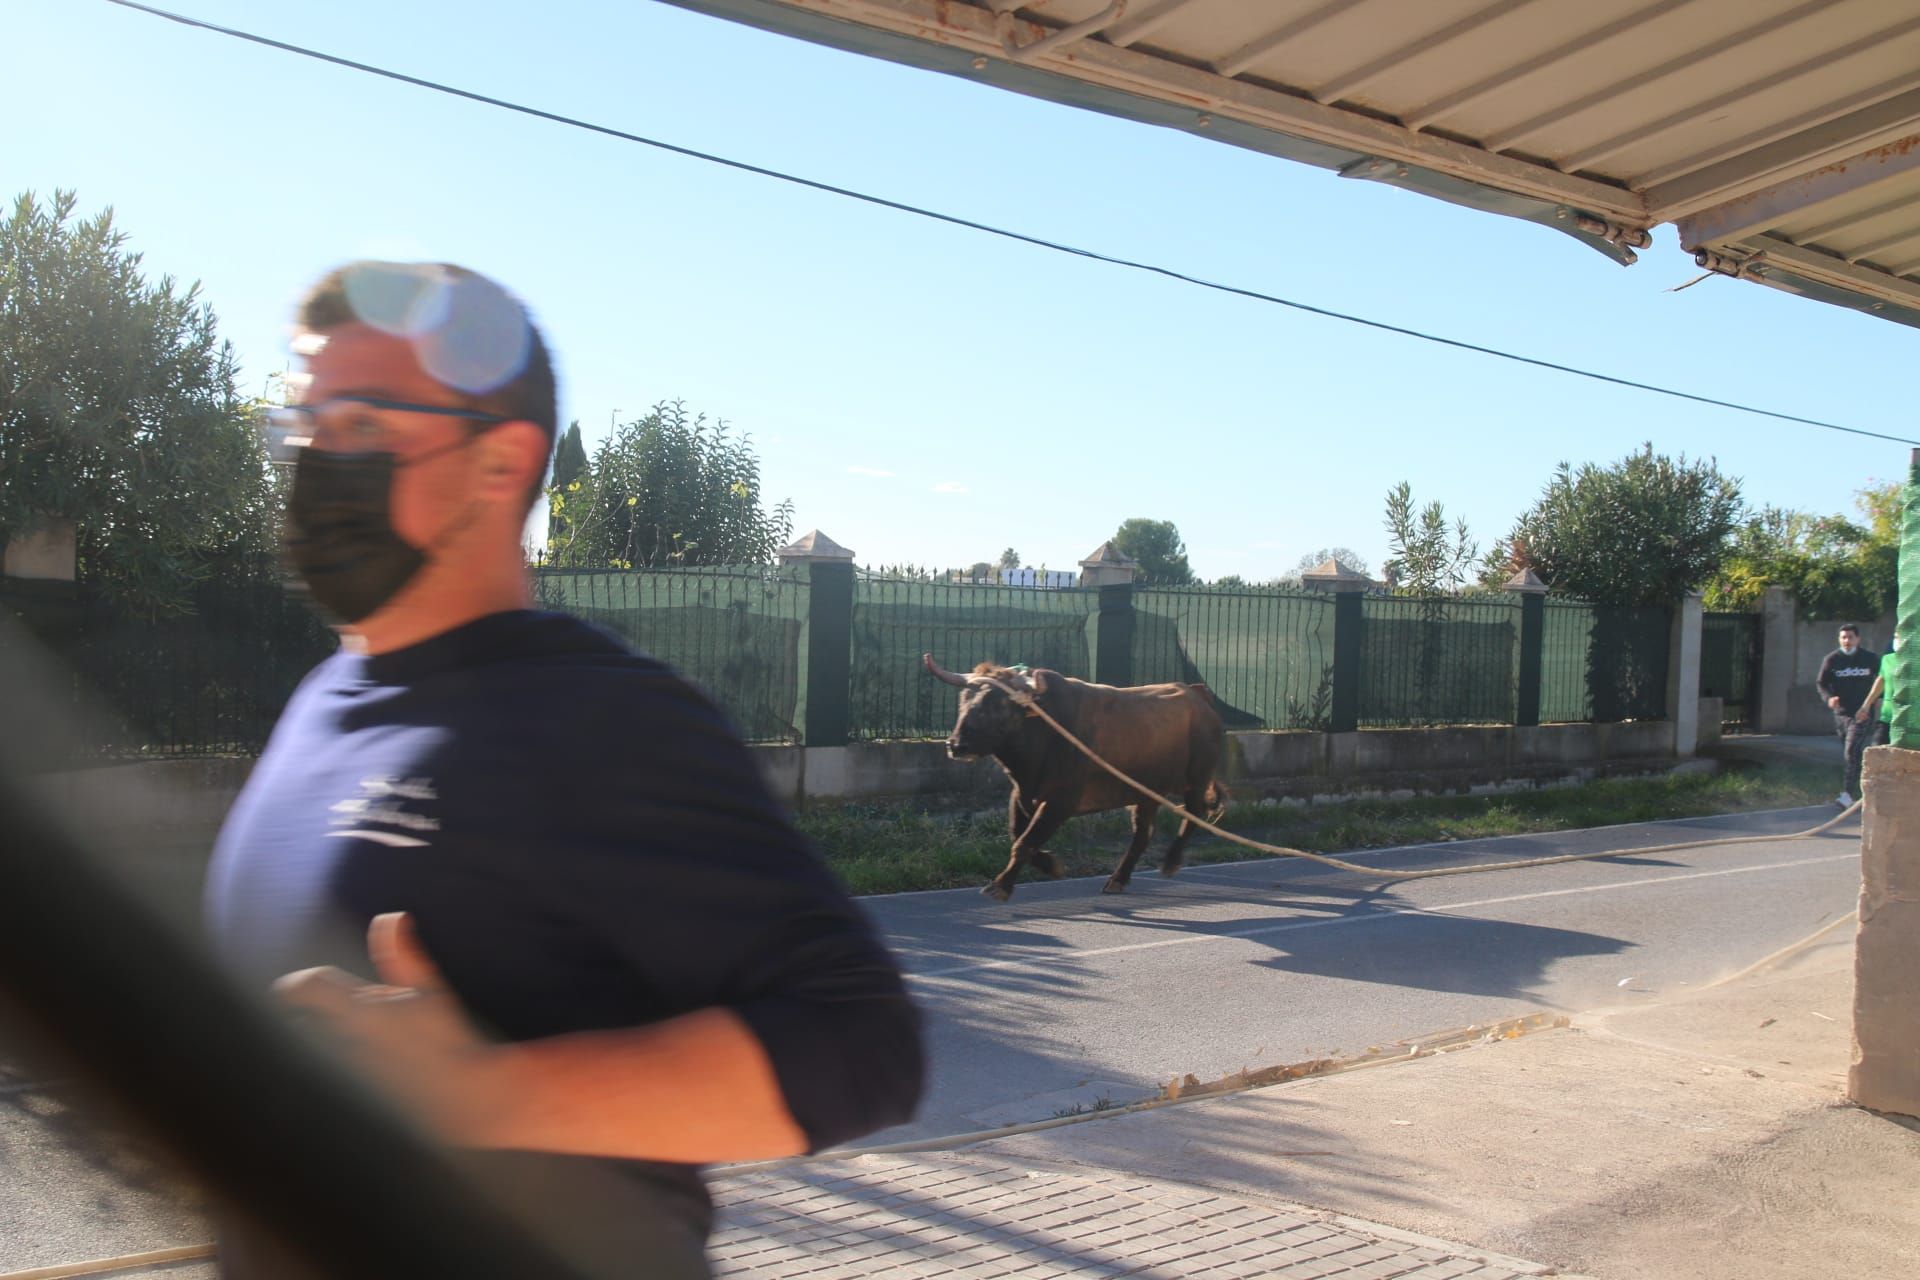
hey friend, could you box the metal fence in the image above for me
[533,566,808,743]
[1358,595,1520,728]
[848,572,1100,741]
[10,565,1684,759]
[3,576,336,761]
[1700,611,1762,731]
[1132,585,1336,730]
[1540,599,1672,724]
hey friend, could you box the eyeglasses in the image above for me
[261,395,510,464]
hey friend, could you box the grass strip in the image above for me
[800,762,1837,896]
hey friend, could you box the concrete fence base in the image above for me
[31,722,1698,883]
[758,719,1688,808]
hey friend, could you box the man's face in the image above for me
[1840,629,1859,653]
[295,323,485,551]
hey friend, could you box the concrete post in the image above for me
[1327,591,1367,735]
[1756,585,1796,733]
[1094,584,1135,687]
[1505,569,1549,728]
[778,531,856,748]
[1851,745,1920,1119]
[1666,591,1704,758]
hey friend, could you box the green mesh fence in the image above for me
[0,576,337,761]
[1132,585,1335,729]
[848,575,1099,740]
[1539,599,1671,723]
[1357,595,1520,728]
[1890,456,1920,749]
[533,566,807,743]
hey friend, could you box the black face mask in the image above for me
[283,450,428,624]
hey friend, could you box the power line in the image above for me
[103,0,1917,448]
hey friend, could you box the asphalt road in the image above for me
[0,803,1862,1275]
[862,804,1863,1140]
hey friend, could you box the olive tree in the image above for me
[1,190,274,614]
[543,400,792,567]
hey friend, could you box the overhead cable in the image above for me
[103,0,1918,447]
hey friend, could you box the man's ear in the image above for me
[478,420,548,504]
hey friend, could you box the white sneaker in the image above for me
[1836,791,1855,807]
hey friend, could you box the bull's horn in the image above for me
[923,654,969,687]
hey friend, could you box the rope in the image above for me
[978,675,1860,879]
[0,1245,216,1280]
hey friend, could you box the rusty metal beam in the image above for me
[1674,135,1920,249]
[1739,235,1920,313]
[1648,88,1920,222]
[659,0,1645,218]
[1632,73,1920,188]
[996,0,1129,63]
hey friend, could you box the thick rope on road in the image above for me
[981,675,1860,880]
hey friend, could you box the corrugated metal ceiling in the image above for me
[663,0,1920,327]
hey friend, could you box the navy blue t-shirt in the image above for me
[206,610,923,1239]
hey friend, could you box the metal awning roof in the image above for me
[664,0,1920,328]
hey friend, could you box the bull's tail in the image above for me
[1203,779,1231,824]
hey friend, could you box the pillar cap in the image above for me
[1300,558,1373,592]
[1503,568,1550,594]
[777,529,855,563]
[1079,540,1138,570]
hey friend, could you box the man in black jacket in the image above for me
[1816,623,1879,806]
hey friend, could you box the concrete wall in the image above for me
[1852,746,1920,1119]
[760,720,1690,808]
[38,720,1694,864]
[1783,612,1896,735]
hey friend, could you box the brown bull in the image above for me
[925,655,1229,901]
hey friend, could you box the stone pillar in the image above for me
[1506,569,1549,728]
[1851,745,1920,1119]
[1301,559,1372,736]
[1756,585,1795,733]
[1665,592,1703,758]
[1077,541,1138,590]
[778,531,855,749]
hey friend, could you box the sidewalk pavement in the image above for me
[1707,732,1841,770]
[708,932,1920,1279]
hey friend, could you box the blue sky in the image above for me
[6,0,1913,581]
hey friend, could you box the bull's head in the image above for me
[924,654,1046,760]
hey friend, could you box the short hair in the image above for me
[296,262,557,505]
[1840,623,1861,634]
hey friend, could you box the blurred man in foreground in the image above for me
[205,262,922,1274]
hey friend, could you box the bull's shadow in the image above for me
[1069,869,1631,1005]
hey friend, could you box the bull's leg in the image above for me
[985,801,1072,902]
[1160,783,1211,877]
[1010,794,1062,880]
[1103,802,1160,894]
